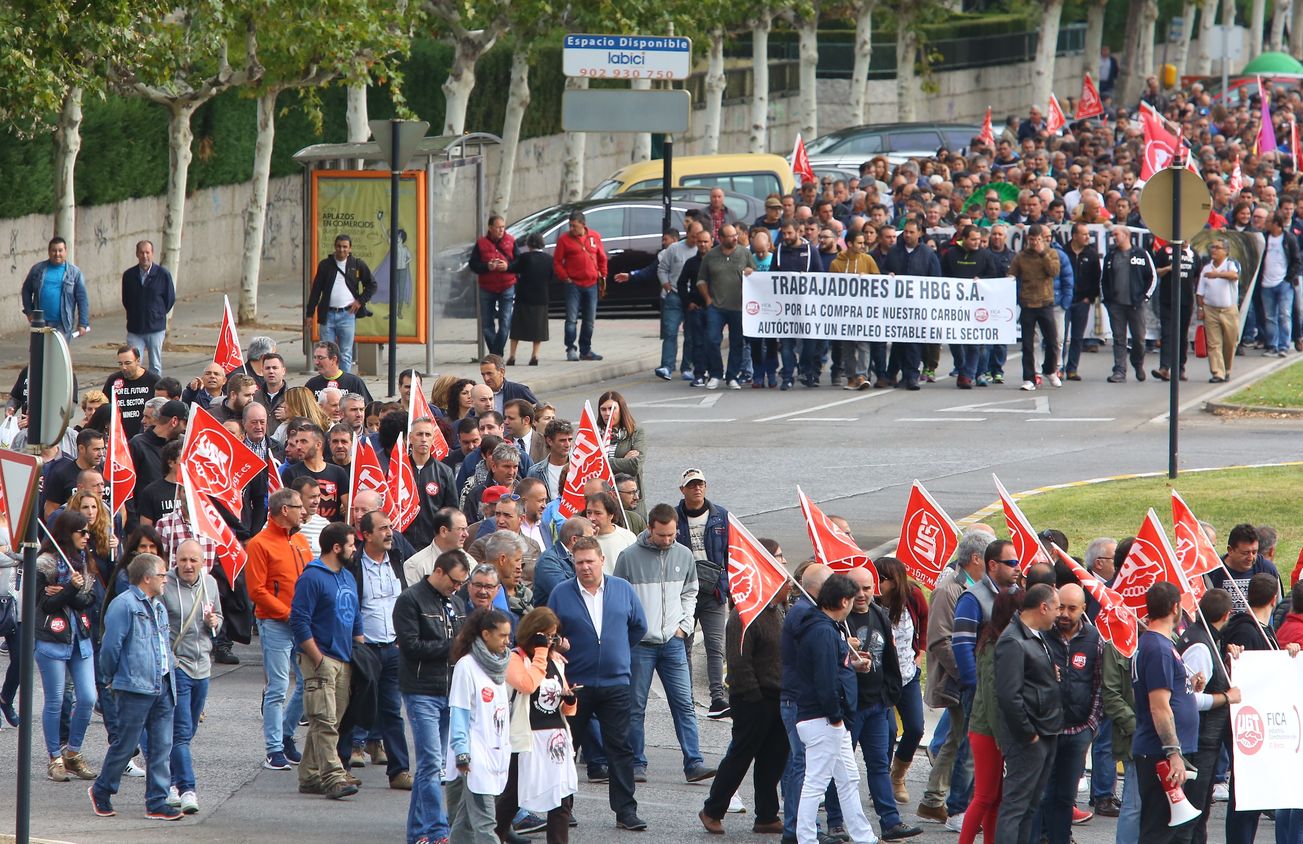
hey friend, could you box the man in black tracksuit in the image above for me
[942,225,1000,389]
[1062,222,1102,380]
[677,229,714,386]
[1152,242,1202,382]
[1100,226,1158,383]
[881,220,943,390]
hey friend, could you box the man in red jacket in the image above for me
[469,216,516,356]
[553,210,609,361]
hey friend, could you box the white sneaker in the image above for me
[1213,782,1230,802]
[945,812,964,832]
[166,785,182,807]
[1077,774,1088,794]
[726,378,742,390]
[727,792,746,813]
[180,790,199,814]
[1048,373,1063,388]
[1020,380,1037,391]
[705,377,721,390]
[125,759,146,778]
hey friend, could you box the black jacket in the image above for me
[507,251,553,307]
[346,545,411,603]
[127,429,169,490]
[404,458,459,550]
[676,253,708,307]
[1100,247,1158,305]
[1154,244,1202,308]
[994,614,1064,747]
[941,246,998,280]
[393,578,463,696]
[848,603,903,708]
[1065,243,1103,302]
[121,263,176,335]
[306,255,377,325]
[1044,620,1101,729]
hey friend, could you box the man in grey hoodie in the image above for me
[614,503,717,784]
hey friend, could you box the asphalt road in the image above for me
[1,340,1289,843]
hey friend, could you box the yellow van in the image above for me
[587,153,796,202]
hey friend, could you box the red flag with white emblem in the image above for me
[1171,491,1221,605]
[108,389,136,515]
[1139,106,1180,181]
[179,403,263,517]
[895,480,959,589]
[265,451,283,494]
[1046,94,1066,135]
[790,133,815,186]
[978,107,995,148]
[992,474,1049,571]
[1076,73,1103,120]
[1052,544,1139,658]
[213,295,244,374]
[797,485,878,592]
[407,372,449,461]
[351,436,393,522]
[1113,508,1194,618]
[180,465,248,580]
[559,401,617,518]
[728,513,791,640]
[386,433,419,531]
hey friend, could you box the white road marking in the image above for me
[754,390,889,422]
[1026,417,1115,422]
[641,418,737,423]
[787,417,857,422]
[939,395,1050,414]
[630,394,722,409]
[897,416,986,422]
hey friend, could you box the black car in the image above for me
[806,122,983,169]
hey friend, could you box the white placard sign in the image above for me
[1229,650,1303,810]
[741,272,1018,344]
[562,34,692,80]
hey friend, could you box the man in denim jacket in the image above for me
[91,552,179,821]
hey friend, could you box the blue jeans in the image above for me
[349,643,409,778]
[779,338,800,382]
[258,618,304,755]
[126,330,166,376]
[706,305,744,381]
[628,637,703,772]
[780,698,842,838]
[93,677,174,813]
[660,292,684,371]
[850,703,903,830]
[404,693,450,844]
[1090,718,1115,802]
[478,287,515,356]
[563,283,598,354]
[1064,301,1090,374]
[929,710,950,757]
[1277,808,1303,844]
[799,339,830,383]
[891,674,925,762]
[171,669,208,792]
[686,307,710,376]
[1037,727,1094,844]
[1116,759,1140,844]
[1262,282,1295,352]
[35,640,96,756]
[320,308,356,373]
[954,344,982,380]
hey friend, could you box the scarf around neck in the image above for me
[472,636,510,684]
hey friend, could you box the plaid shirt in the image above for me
[155,509,220,572]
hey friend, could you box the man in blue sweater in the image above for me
[290,521,363,800]
[951,540,1020,693]
[548,536,649,831]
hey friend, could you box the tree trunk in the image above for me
[53,87,83,255]
[896,6,918,123]
[1178,1,1197,68]
[239,90,278,324]
[346,83,369,142]
[161,101,198,290]
[1196,0,1219,75]
[1032,0,1064,108]
[702,29,726,155]
[797,13,819,140]
[1084,0,1108,79]
[1137,1,1158,96]
[443,34,491,136]
[749,15,771,154]
[630,78,653,162]
[1270,0,1290,50]
[493,48,530,219]
[849,0,875,125]
[1249,0,1265,58]
[1293,0,1303,54]
[561,76,587,203]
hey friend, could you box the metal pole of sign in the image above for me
[1169,162,1182,480]
[662,136,674,232]
[425,154,436,377]
[475,158,487,362]
[388,123,401,397]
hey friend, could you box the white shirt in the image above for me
[328,259,354,308]
[299,514,330,556]
[1181,641,1219,712]
[596,526,637,575]
[520,519,546,552]
[1263,234,1286,287]
[580,578,605,640]
[1197,258,1240,309]
[544,462,564,499]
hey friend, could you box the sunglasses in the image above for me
[998,558,1021,567]
[75,528,91,536]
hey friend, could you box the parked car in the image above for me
[586,153,796,202]
[620,187,766,227]
[806,122,983,169]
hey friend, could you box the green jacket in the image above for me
[969,643,997,738]
[1100,644,1135,762]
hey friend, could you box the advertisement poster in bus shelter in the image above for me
[310,170,428,344]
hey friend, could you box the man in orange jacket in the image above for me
[244,486,313,771]
[553,210,609,362]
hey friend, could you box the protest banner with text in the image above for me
[1230,650,1303,810]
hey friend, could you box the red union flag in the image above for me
[213,295,244,374]
[351,436,392,522]
[797,485,878,592]
[386,433,419,531]
[108,389,136,513]
[728,514,790,639]
[1171,491,1221,603]
[992,474,1049,571]
[265,451,283,494]
[790,133,815,186]
[559,401,616,518]
[181,465,248,580]
[1046,93,1066,135]
[179,403,264,517]
[1076,72,1103,120]
[407,373,449,461]
[1113,508,1193,618]
[978,107,995,148]
[1052,543,1139,658]
[896,480,959,589]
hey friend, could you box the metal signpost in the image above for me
[1138,164,1213,479]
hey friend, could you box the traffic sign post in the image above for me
[562,35,692,80]
[1139,165,1213,480]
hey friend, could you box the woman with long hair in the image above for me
[495,607,578,843]
[271,386,331,443]
[596,390,646,494]
[445,378,476,421]
[33,510,99,782]
[70,491,117,582]
[447,608,514,843]
[105,525,164,609]
[873,555,929,804]
[959,589,1022,844]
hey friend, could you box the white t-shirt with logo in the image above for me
[444,655,511,794]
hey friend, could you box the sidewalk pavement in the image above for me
[1,279,663,402]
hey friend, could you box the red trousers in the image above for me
[959,731,1003,844]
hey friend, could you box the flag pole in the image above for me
[108,389,117,566]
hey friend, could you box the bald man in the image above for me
[1041,582,1103,841]
[349,488,417,559]
[469,383,495,418]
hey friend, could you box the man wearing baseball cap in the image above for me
[674,468,732,719]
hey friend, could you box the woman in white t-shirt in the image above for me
[446,608,514,843]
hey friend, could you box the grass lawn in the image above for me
[1223,359,1303,408]
[977,465,1301,582]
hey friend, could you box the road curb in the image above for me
[511,354,664,396]
[1204,400,1303,417]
